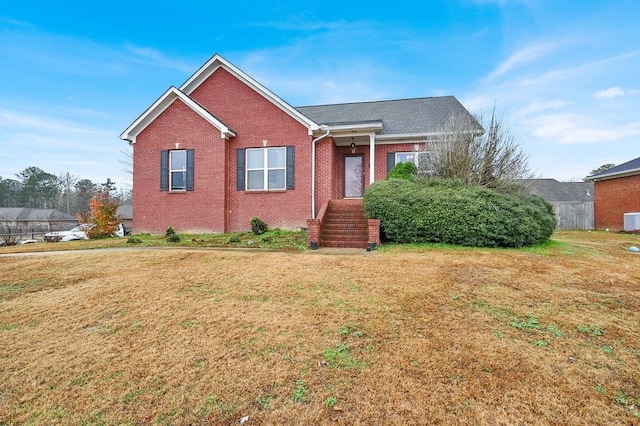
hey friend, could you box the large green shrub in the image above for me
[364,178,556,248]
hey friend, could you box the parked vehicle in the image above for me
[44,223,125,242]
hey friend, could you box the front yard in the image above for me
[0,231,639,424]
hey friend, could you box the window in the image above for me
[170,150,187,191]
[237,147,295,191]
[387,151,433,176]
[160,149,194,191]
[395,151,432,169]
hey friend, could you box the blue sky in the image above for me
[1,0,638,190]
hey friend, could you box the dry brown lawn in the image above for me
[1,231,639,425]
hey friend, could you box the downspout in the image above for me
[311,126,330,219]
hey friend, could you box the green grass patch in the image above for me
[291,380,307,403]
[577,324,605,337]
[123,389,144,403]
[126,229,308,250]
[0,278,49,299]
[323,343,363,369]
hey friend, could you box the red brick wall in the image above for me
[313,142,427,217]
[314,136,336,215]
[137,67,313,232]
[133,100,227,234]
[593,174,640,230]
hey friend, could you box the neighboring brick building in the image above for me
[586,156,640,230]
[120,54,480,246]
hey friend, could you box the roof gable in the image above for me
[180,54,319,133]
[120,87,236,143]
[586,156,640,181]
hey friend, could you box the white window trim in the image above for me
[395,151,431,166]
[396,151,434,176]
[246,147,286,191]
[169,150,187,191]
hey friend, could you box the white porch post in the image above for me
[369,133,375,184]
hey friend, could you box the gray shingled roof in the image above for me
[117,204,133,219]
[0,208,77,221]
[296,96,481,136]
[521,179,594,203]
[587,156,640,180]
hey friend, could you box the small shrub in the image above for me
[250,217,268,235]
[165,227,176,238]
[386,161,417,180]
[228,235,241,244]
[0,221,20,246]
[127,236,142,244]
[166,233,180,243]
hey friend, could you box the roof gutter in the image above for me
[311,126,331,219]
[585,167,640,182]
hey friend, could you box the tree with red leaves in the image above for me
[81,190,120,239]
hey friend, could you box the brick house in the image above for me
[586,156,640,230]
[120,54,481,248]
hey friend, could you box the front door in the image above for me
[344,155,364,198]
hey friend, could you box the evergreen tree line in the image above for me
[0,167,131,215]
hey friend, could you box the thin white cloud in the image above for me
[472,27,489,38]
[514,100,572,119]
[486,40,560,80]
[472,0,529,5]
[594,86,625,99]
[125,44,194,72]
[243,14,347,32]
[529,113,640,144]
[0,16,34,28]
[0,108,111,136]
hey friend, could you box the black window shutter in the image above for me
[286,146,295,190]
[386,152,395,174]
[186,149,195,191]
[236,148,245,191]
[160,150,169,191]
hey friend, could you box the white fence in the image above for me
[0,220,77,243]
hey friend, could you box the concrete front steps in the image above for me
[320,199,369,248]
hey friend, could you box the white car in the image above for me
[44,223,125,242]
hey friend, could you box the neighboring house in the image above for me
[522,179,594,230]
[0,208,77,239]
[120,54,481,247]
[116,204,133,234]
[586,156,640,230]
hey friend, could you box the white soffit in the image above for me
[119,87,236,143]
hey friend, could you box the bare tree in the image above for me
[0,217,21,246]
[57,172,79,214]
[119,147,133,192]
[423,108,533,191]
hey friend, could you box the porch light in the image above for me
[350,138,356,153]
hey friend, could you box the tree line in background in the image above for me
[0,166,131,215]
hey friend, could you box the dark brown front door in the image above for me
[344,155,364,198]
